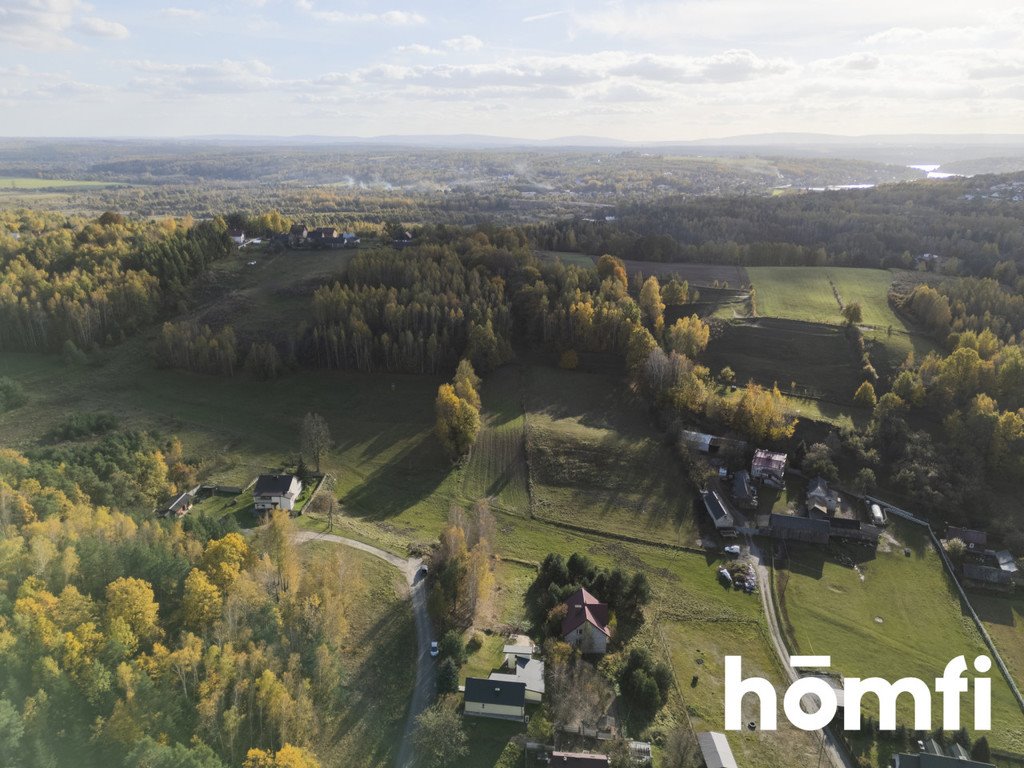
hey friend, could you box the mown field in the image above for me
[0,176,121,189]
[746,266,935,370]
[775,519,1024,760]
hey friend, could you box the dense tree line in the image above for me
[0,211,231,352]
[530,175,1024,276]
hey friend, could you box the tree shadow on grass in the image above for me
[323,600,416,768]
[967,593,1018,627]
[342,432,451,520]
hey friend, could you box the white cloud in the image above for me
[77,16,130,39]
[309,8,425,25]
[443,35,484,52]
[160,8,206,21]
[523,10,568,23]
[0,0,82,50]
[126,58,280,95]
[398,44,444,55]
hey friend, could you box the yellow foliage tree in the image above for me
[182,569,222,633]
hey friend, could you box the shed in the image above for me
[463,677,526,721]
[701,490,736,536]
[696,732,738,768]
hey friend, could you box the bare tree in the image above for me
[300,412,331,472]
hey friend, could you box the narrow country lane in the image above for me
[291,530,436,768]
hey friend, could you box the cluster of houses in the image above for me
[283,224,361,249]
[462,588,621,766]
[945,526,1021,593]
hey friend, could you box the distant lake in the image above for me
[908,163,962,179]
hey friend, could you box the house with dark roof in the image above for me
[253,474,303,515]
[549,752,609,767]
[463,677,526,721]
[289,224,308,246]
[159,490,194,518]
[751,449,787,488]
[561,587,611,654]
[488,655,545,703]
[770,513,830,545]
[731,470,758,510]
[696,732,738,768]
[830,517,881,545]
[946,526,987,549]
[701,490,737,537]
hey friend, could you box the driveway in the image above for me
[292,530,436,768]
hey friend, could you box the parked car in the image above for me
[723,545,741,556]
[429,641,439,657]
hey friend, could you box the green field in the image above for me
[775,519,1024,758]
[746,266,935,369]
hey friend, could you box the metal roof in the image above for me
[463,677,526,707]
[696,732,738,768]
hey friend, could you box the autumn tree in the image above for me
[665,315,710,358]
[106,577,162,646]
[451,359,482,410]
[842,302,863,325]
[434,384,480,461]
[413,703,468,768]
[638,276,665,334]
[300,412,331,473]
[853,380,878,408]
[183,568,222,634]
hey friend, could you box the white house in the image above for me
[463,678,526,721]
[253,474,303,514]
[561,587,611,655]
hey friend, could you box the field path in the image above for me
[747,536,853,768]
[292,530,436,768]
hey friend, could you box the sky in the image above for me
[2,0,1024,140]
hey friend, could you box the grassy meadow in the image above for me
[775,518,1024,760]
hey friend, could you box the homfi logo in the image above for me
[724,655,992,731]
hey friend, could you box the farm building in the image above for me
[462,677,526,721]
[701,489,737,537]
[228,229,245,245]
[289,224,308,245]
[751,449,787,487]
[806,476,840,516]
[731,470,758,510]
[830,517,881,545]
[679,429,745,455]
[253,474,303,514]
[946,526,987,549]
[962,563,1014,592]
[159,489,195,518]
[769,513,830,545]
[549,752,609,767]
[561,587,611,654]
[696,732,738,768]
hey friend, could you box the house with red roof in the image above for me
[561,587,611,654]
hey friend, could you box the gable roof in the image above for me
[701,490,735,529]
[463,677,526,708]
[732,470,756,501]
[561,587,611,638]
[963,563,1014,585]
[254,474,300,497]
[995,550,1019,573]
[162,490,192,514]
[696,732,738,768]
[752,449,787,474]
[770,513,830,544]
[806,476,831,499]
[550,752,609,767]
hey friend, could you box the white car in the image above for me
[429,641,439,657]
[723,545,742,556]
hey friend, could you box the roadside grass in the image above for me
[296,541,416,768]
[973,593,1024,697]
[775,518,1024,755]
[656,618,821,768]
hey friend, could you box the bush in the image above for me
[0,377,27,412]
[437,658,459,694]
[438,630,466,665]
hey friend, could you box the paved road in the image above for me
[292,530,436,768]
